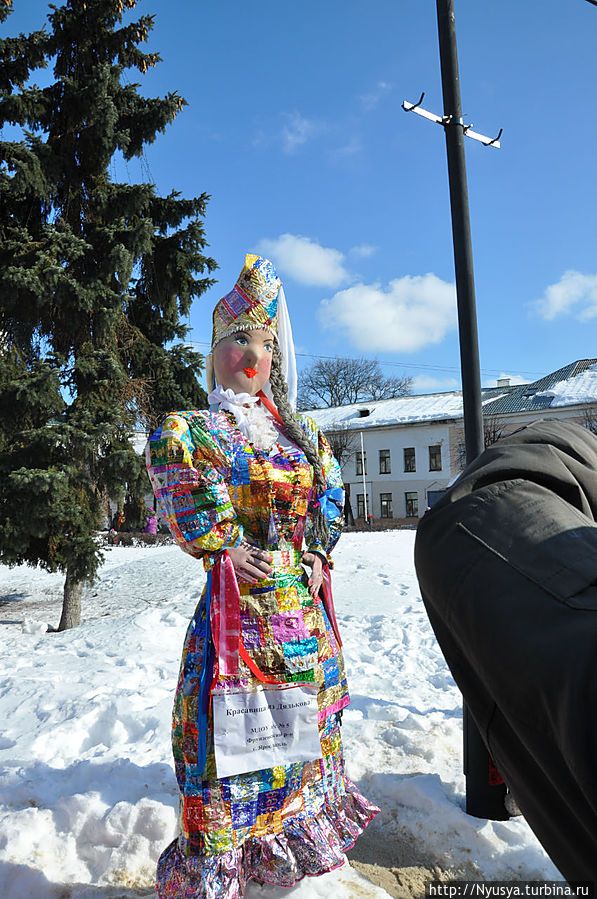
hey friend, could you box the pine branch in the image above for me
[0,1,13,25]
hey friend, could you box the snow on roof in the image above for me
[307,390,501,431]
[308,361,597,432]
[536,362,597,407]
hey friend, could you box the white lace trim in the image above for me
[243,402,279,451]
[207,385,279,452]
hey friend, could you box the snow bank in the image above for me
[0,534,559,897]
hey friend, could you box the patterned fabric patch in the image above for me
[282,636,317,658]
[322,656,340,688]
[240,615,262,650]
[282,638,318,674]
[231,800,258,827]
[270,611,309,643]
[277,585,301,612]
[221,287,251,322]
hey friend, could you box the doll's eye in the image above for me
[235,335,248,346]
[264,342,273,352]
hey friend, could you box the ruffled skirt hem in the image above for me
[156,777,379,898]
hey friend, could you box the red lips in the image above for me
[243,367,258,378]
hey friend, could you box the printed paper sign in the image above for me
[212,684,321,779]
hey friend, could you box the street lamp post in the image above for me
[403,0,506,820]
[435,0,508,820]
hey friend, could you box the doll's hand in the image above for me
[301,551,324,598]
[228,539,273,584]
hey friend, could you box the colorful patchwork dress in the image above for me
[146,407,378,898]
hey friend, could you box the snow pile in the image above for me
[536,362,597,407]
[0,534,559,898]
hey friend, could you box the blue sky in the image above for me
[4,0,597,393]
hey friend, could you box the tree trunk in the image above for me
[58,568,83,630]
[344,486,355,526]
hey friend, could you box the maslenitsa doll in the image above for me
[146,254,379,898]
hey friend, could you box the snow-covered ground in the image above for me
[0,532,559,898]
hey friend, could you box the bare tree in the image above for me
[323,426,357,526]
[483,415,507,448]
[583,405,597,436]
[455,415,508,471]
[324,424,358,471]
[298,357,412,410]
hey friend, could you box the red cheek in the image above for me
[219,346,245,369]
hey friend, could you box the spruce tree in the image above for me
[0,0,216,629]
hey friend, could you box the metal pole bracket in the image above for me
[402,95,502,148]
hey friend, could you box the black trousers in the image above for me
[414,419,597,882]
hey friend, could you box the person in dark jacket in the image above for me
[415,419,597,883]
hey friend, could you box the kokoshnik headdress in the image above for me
[206,253,298,410]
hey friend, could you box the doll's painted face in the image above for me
[212,328,274,396]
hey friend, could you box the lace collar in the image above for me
[207,385,278,452]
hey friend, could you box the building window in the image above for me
[404,447,416,472]
[357,494,369,519]
[379,449,391,474]
[458,443,466,470]
[380,493,393,518]
[405,491,418,517]
[356,450,367,476]
[429,444,442,471]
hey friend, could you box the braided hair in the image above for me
[268,342,329,550]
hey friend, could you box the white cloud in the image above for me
[349,243,377,259]
[360,81,392,111]
[533,270,597,321]
[318,274,457,352]
[281,112,318,154]
[333,135,362,157]
[256,234,350,288]
[484,372,530,388]
[412,374,460,393]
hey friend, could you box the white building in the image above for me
[309,391,466,521]
[308,359,597,523]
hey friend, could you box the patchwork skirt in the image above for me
[156,553,379,898]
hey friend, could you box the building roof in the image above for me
[307,359,597,431]
[482,359,597,415]
[308,390,489,431]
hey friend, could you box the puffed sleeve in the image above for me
[300,416,345,561]
[145,412,243,567]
